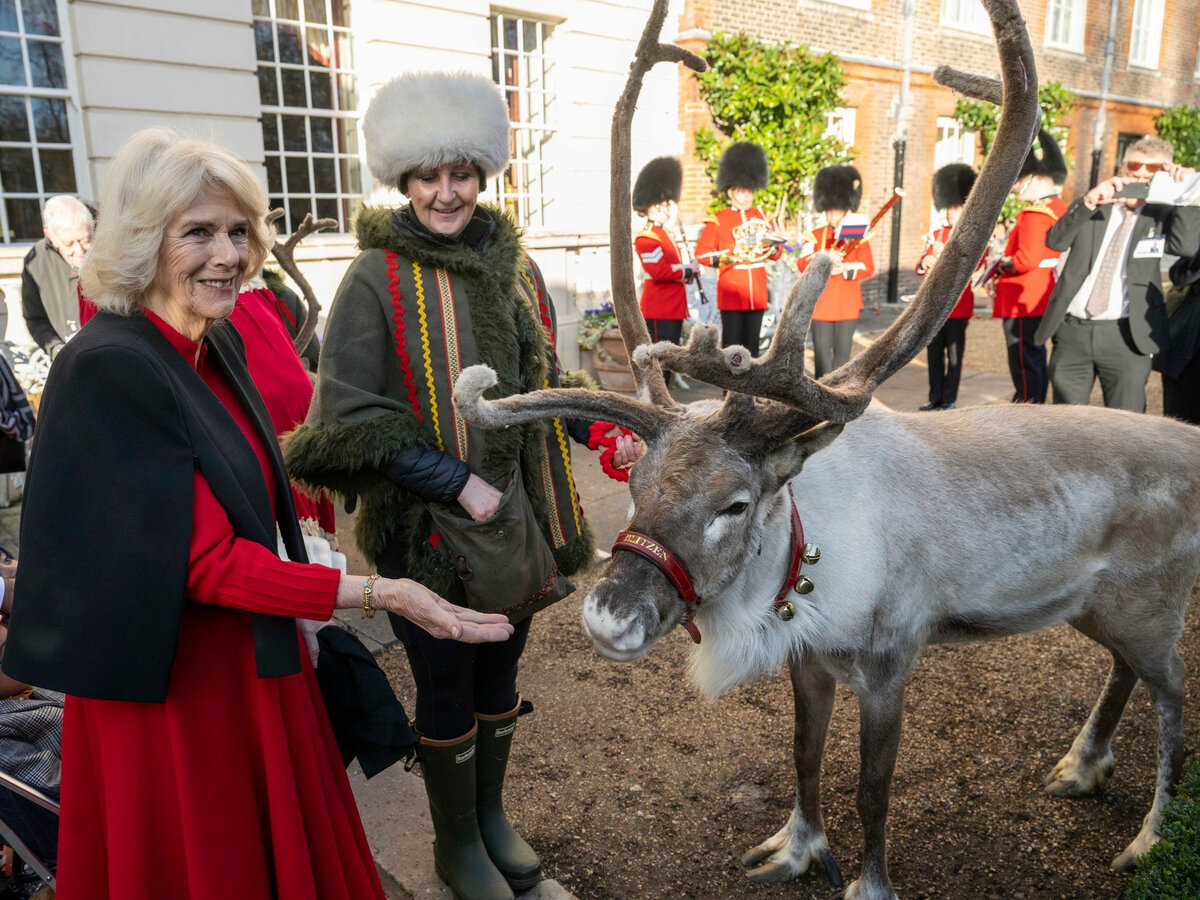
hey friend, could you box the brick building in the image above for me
[674,0,1200,301]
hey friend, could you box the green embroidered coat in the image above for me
[284,206,594,602]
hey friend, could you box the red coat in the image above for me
[635,223,688,320]
[916,225,975,319]
[694,207,782,311]
[797,225,876,322]
[992,196,1066,318]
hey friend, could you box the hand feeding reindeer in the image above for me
[452,2,1200,898]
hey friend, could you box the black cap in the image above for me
[813,165,863,213]
[716,142,769,192]
[632,156,683,214]
[932,163,977,210]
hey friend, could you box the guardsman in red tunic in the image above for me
[797,165,875,377]
[632,156,693,388]
[694,141,783,357]
[916,163,980,410]
[991,128,1068,403]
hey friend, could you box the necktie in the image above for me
[1084,208,1138,318]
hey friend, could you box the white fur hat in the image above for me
[363,71,511,191]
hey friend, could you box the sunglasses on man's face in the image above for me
[1125,159,1165,174]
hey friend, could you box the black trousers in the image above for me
[1163,349,1200,424]
[811,319,858,378]
[1048,316,1151,412]
[646,318,684,377]
[926,318,969,406]
[391,612,532,740]
[720,310,765,358]
[1001,315,1048,403]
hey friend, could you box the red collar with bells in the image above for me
[611,493,817,644]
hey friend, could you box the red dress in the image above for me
[230,286,337,545]
[55,311,382,900]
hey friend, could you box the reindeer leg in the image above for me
[844,667,909,900]
[1045,620,1138,797]
[742,657,838,885]
[1110,645,1186,872]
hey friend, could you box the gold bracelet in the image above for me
[362,573,380,619]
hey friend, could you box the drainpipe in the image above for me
[887,0,915,305]
[1090,0,1120,188]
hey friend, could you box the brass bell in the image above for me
[793,575,814,595]
[802,543,821,565]
[776,601,796,621]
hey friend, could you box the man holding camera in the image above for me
[1034,136,1199,412]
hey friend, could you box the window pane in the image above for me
[281,68,306,107]
[285,156,310,193]
[307,27,330,67]
[277,23,302,64]
[39,147,73,192]
[523,21,538,53]
[335,117,357,155]
[335,73,356,110]
[0,37,25,86]
[332,33,352,71]
[309,71,332,110]
[0,94,26,141]
[503,17,518,51]
[257,66,278,105]
[339,155,360,192]
[5,197,39,240]
[22,0,59,36]
[287,196,311,232]
[330,0,348,27]
[304,0,327,25]
[252,0,270,14]
[27,38,64,88]
[341,197,359,228]
[0,147,35,191]
[281,115,307,150]
[268,196,285,226]
[266,155,282,193]
[0,1,16,33]
[313,156,335,193]
[31,96,66,142]
[277,0,298,20]
[254,20,275,61]
[261,115,279,152]
[316,197,337,221]
[309,115,332,152]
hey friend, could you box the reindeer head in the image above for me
[454,0,1038,674]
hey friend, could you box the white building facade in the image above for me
[0,0,687,364]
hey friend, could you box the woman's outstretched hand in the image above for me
[337,575,514,643]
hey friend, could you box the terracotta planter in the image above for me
[592,327,635,392]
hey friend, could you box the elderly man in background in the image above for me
[1035,137,1200,412]
[20,195,93,359]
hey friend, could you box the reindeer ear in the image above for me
[766,422,845,490]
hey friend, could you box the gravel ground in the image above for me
[379,310,1188,899]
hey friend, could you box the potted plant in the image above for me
[577,302,634,391]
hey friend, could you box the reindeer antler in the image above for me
[266,208,338,354]
[640,0,1037,431]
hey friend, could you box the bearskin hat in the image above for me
[813,165,863,213]
[716,141,769,192]
[632,156,683,214]
[1018,129,1068,186]
[932,163,977,211]
[363,71,510,192]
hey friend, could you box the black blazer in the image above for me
[1034,200,1200,353]
[5,311,309,702]
[1159,249,1200,378]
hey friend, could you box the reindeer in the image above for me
[451,1,1200,897]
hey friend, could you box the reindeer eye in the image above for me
[721,501,749,517]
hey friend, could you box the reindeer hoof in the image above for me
[1044,750,1114,797]
[745,859,800,884]
[1112,831,1157,873]
[740,845,771,868]
[820,848,844,888]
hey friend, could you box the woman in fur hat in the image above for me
[916,163,980,410]
[797,164,876,377]
[633,156,693,388]
[694,141,783,356]
[284,71,638,900]
[991,128,1067,403]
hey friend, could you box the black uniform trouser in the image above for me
[811,319,858,378]
[391,612,532,740]
[720,310,765,358]
[646,318,684,377]
[926,318,969,406]
[1001,315,1048,403]
[1049,316,1152,413]
[1163,349,1200,425]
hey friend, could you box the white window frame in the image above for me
[490,11,557,230]
[253,0,363,235]
[0,0,88,244]
[1044,0,1087,52]
[931,117,975,224]
[805,0,871,12]
[825,107,857,146]
[1128,0,1164,70]
[940,0,991,36]
[1194,31,1200,77]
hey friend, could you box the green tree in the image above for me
[1154,105,1200,168]
[694,32,851,222]
[953,81,1078,225]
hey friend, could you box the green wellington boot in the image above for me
[418,724,515,900]
[476,701,543,891]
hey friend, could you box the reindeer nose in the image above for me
[582,594,647,656]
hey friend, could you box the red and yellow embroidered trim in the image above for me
[386,251,423,424]
[412,261,443,450]
[434,267,470,461]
